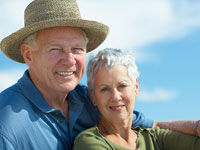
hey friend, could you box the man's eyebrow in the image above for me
[48,43,60,46]
[73,42,87,47]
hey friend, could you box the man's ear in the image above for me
[21,43,33,66]
[89,89,97,106]
[135,78,139,97]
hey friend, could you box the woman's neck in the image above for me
[97,117,137,149]
[98,118,131,137]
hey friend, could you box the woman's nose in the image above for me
[111,89,121,102]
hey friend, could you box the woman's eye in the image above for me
[119,84,127,89]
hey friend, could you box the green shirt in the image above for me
[73,126,200,150]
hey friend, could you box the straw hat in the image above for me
[0,0,109,63]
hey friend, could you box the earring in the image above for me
[93,100,97,106]
[135,90,139,97]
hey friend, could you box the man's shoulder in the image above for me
[0,84,48,149]
[69,84,90,102]
[0,84,22,105]
[73,84,89,95]
[0,84,34,127]
[0,83,28,104]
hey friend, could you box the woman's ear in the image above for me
[21,43,33,66]
[89,89,97,106]
[135,78,139,97]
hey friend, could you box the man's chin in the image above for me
[59,84,76,92]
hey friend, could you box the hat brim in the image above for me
[1,19,109,63]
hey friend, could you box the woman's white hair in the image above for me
[87,48,140,92]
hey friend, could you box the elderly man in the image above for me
[0,0,199,149]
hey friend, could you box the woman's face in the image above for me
[92,65,138,124]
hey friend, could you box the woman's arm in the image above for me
[154,120,200,136]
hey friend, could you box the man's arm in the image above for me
[154,120,200,136]
[131,110,200,136]
[132,110,154,128]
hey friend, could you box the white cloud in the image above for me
[138,87,178,102]
[1,0,200,48]
[77,0,200,49]
[1,0,200,50]
[0,69,25,92]
[0,0,31,40]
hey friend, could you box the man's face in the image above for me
[26,27,87,94]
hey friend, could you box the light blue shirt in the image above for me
[0,70,153,150]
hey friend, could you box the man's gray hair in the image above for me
[87,48,140,92]
[22,28,89,50]
[23,31,39,49]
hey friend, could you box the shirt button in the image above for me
[59,120,64,123]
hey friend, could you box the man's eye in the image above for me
[100,87,108,92]
[72,48,85,52]
[50,48,60,51]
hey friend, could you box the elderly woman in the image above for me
[73,48,200,150]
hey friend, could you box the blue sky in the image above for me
[0,0,200,121]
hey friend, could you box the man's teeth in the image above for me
[57,72,73,76]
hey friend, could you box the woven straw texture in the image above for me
[0,0,109,63]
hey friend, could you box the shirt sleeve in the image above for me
[0,133,16,150]
[155,127,200,149]
[132,110,154,128]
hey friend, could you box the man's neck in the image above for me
[42,92,70,122]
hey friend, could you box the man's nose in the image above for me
[60,50,76,65]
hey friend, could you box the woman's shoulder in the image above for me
[77,126,99,137]
[73,126,113,150]
[74,126,103,144]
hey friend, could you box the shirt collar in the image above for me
[17,70,54,113]
[17,70,84,114]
